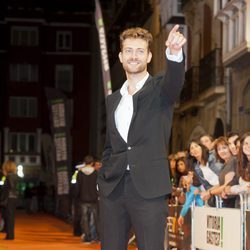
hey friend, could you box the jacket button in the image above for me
[128,146,132,150]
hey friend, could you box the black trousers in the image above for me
[5,198,16,239]
[99,172,168,250]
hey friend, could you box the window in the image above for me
[242,6,246,43]
[243,82,250,131]
[56,31,72,51]
[11,26,38,46]
[9,133,37,153]
[219,0,223,10]
[232,12,239,48]
[55,65,73,92]
[9,97,37,117]
[9,64,38,82]
[177,0,182,13]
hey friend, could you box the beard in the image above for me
[122,60,147,74]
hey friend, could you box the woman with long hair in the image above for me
[187,140,222,204]
[224,132,250,206]
[175,157,188,187]
[1,160,18,240]
[187,140,220,187]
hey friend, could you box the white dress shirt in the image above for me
[115,72,149,143]
[114,49,183,169]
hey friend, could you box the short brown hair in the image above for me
[84,155,94,165]
[119,27,153,51]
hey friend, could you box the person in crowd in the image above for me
[177,171,204,226]
[224,132,250,206]
[187,140,220,189]
[187,140,221,206]
[76,155,99,243]
[168,153,178,187]
[176,151,187,159]
[200,133,224,172]
[168,153,180,205]
[235,137,241,155]
[0,160,18,240]
[227,132,239,156]
[98,25,186,250]
[200,134,214,152]
[170,156,188,205]
[207,137,238,208]
[175,157,188,187]
[93,159,102,171]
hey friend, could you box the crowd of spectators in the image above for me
[168,131,250,226]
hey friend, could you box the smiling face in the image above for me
[119,38,152,75]
[243,136,250,158]
[189,142,202,160]
[228,135,239,156]
[200,135,213,151]
[216,142,231,162]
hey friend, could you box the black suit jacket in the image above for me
[98,58,185,199]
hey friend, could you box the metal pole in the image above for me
[239,193,246,250]
[191,201,195,250]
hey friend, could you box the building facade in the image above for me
[214,0,250,133]
[0,1,99,185]
[170,0,227,152]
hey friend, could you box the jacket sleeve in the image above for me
[99,97,113,176]
[179,186,196,217]
[160,55,185,105]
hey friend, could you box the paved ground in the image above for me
[0,210,137,250]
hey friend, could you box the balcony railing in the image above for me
[180,66,199,103]
[199,48,224,93]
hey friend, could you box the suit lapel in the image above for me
[110,92,127,143]
[128,75,152,140]
[130,75,152,124]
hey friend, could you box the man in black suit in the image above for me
[98,25,186,250]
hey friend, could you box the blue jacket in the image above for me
[180,185,204,217]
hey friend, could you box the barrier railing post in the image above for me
[215,195,223,208]
[192,192,246,250]
[245,193,250,250]
[191,201,195,250]
[239,193,245,250]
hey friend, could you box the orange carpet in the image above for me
[0,210,137,250]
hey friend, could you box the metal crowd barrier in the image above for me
[191,193,249,250]
[167,193,250,250]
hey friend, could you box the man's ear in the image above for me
[147,51,152,63]
[118,52,123,63]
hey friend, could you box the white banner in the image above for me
[193,206,241,250]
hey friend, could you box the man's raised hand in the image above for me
[165,24,187,55]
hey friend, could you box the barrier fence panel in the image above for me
[167,205,192,249]
[167,193,250,250]
[193,206,241,250]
